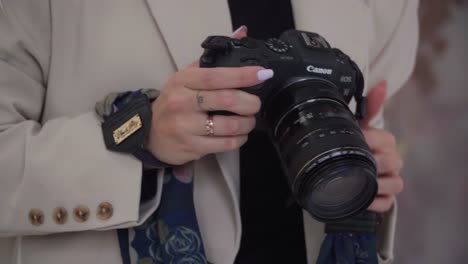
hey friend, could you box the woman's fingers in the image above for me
[191,135,249,156]
[368,195,394,213]
[361,125,404,213]
[194,89,261,115]
[377,174,404,195]
[187,113,256,136]
[157,85,261,116]
[175,66,273,90]
[148,30,277,165]
[210,115,256,136]
[363,128,397,153]
[374,151,404,174]
[231,25,248,39]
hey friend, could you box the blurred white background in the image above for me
[384,0,467,263]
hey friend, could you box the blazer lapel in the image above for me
[144,0,243,261]
[143,0,233,69]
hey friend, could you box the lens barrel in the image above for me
[266,79,378,222]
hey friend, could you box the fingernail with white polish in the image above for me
[257,69,274,81]
[232,25,247,36]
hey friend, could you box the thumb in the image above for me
[360,80,387,127]
[231,25,248,39]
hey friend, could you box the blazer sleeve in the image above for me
[367,1,419,263]
[0,0,162,237]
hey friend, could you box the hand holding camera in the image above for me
[147,28,403,219]
[146,26,273,165]
[360,82,404,213]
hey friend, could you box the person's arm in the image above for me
[0,0,162,237]
[0,3,266,238]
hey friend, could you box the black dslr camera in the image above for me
[200,30,377,222]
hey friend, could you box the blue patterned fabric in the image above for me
[96,91,207,264]
[316,233,378,264]
[129,166,207,264]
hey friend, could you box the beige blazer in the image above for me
[0,0,419,263]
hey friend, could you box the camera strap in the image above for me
[350,59,368,120]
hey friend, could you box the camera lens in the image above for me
[265,79,377,222]
[300,158,377,221]
[311,167,369,208]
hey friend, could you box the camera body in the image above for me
[200,30,367,130]
[200,30,376,222]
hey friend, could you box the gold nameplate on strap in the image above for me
[113,114,143,145]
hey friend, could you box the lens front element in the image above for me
[313,167,368,208]
[302,159,377,221]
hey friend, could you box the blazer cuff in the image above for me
[0,113,162,236]
[98,168,164,231]
[377,199,398,263]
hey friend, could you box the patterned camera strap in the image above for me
[96,90,207,264]
[127,167,207,264]
[318,211,379,264]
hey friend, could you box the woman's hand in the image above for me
[146,26,274,165]
[361,81,405,213]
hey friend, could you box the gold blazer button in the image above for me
[29,209,45,226]
[52,207,68,225]
[73,205,90,223]
[97,202,114,220]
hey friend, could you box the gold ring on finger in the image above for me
[205,115,214,136]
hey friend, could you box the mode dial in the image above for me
[265,38,289,53]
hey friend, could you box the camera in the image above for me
[200,30,377,222]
